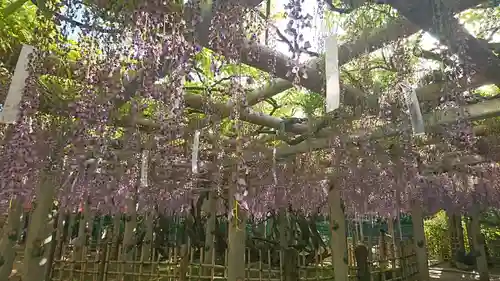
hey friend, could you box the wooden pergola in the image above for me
[1,1,499,281]
[25,0,500,165]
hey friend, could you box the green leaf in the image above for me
[2,0,29,18]
[37,0,47,14]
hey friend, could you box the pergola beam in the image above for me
[275,98,500,158]
[32,0,498,147]
[41,52,496,143]
[39,0,490,139]
[423,154,487,175]
[187,0,486,137]
[183,93,310,134]
[240,0,485,104]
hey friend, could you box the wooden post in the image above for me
[354,244,370,281]
[227,168,247,281]
[203,133,221,275]
[410,199,429,281]
[367,218,373,262]
[43,211,61,281]
[72,198,90,263]
[141,212,154,261]
[466,218,473,251]
[328,180,348,281]
[379,228,388,281]
[390,147,403,269]
[110,213,122,260]
[455,214,465,252]
[122,196,137,280]
[227,195,247,281]
[23,173,58,281]
[0,197,23,280]
[470,207,489,281]
[388,218,397,268]
[446,211,458,265]
[54,210,67,260]
[0,45,33,124]
[139,143,154,262]
[279,209,298,281]
[203,190,217,275]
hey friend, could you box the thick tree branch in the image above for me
[275,98,500,158]
[422,154,487,175]
[385,0,500,85]
[241,0,485,105]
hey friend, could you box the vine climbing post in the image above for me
[23,167,59,281]
[410,199,429,281]
[446,210,460,265]
[470,206,489,281]
[328,177,348,281]
[390,145,403,268]
[227,177,247,281]
[455,214,465,253]
[388,218,396,268]
[203,126,222,276]
[0,197,23,280]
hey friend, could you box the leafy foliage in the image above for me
[424,211,450,260]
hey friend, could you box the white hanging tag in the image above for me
[404,86,425,136]
[191,130,201,174]
[0,45,34,124]
[325,34,340,112]
[140,149,149,187]
[272,148,277,186]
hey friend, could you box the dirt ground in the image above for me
[430,262,500,281]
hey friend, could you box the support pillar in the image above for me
[227,174,247,281]
[388,218,398,268]
[203,191,217,274]
[446,211,458,265]
[379,228,388,271]
[328,180,348,281]
[454,214,465,252]
[122,196,137,281]
[466,218,473,251]
[470,207,489,281]
[0,197,23,280]
[411,200,429,281]
[23,173,58,281]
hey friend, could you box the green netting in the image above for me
[87,214,415,244]
[315,220,414,242]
